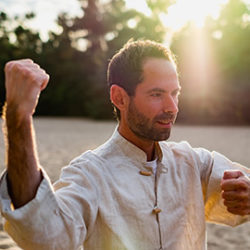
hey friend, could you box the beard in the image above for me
[127,100,177,142]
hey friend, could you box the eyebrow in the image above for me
[146,87,182,94]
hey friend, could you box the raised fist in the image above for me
[4,59,49,117]
[221,170,250,216]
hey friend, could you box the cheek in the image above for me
[135,98,163,116]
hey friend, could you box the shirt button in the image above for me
[152,206,162,214]
[139,170,152,176]
[161,167,168,174]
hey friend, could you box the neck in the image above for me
[118,124,155,161]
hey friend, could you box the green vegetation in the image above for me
[0,0,249,124]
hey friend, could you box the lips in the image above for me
[154,112,176,128]
[158,120,171,124]
[156,120,173,128]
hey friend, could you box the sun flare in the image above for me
[125,0,229,31]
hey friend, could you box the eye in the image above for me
[151,92,162,97]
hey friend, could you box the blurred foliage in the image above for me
[171,0,250,124]
[0,0,168,119]
[0,0,250,124]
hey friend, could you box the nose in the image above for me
[163,95,179,114]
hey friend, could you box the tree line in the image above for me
[0,0,249,124]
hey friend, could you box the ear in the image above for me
[110,85,129,111]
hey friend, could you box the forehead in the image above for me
[137,58,179,91]
[143,57,177,79]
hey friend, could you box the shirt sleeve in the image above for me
[0,156,99,250]
[204,151,250,226]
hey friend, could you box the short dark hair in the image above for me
[107,39,177,119]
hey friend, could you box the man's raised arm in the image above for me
[2,59,49,208]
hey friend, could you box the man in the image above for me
[0,40,250,250]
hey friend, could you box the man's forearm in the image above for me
[3,104,43,208]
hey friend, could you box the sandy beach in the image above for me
[0,117,250,249]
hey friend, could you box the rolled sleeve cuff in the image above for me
[0,168,57,222]
[205,151,250,226]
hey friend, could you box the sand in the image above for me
[0,117,250,249]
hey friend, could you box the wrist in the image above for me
[2,103,32,128]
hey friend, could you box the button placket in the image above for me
[154,161,167,249]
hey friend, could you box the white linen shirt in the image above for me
[0,129,249,250]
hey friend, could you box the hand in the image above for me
[221,170,250,216]
[4,59,49,118]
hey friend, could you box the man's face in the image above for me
[126,58,180,142]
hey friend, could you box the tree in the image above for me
[170,0,250,124]
[45,0,174,119]
[0,12,42,110]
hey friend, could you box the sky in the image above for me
[0,0,233,41]
[0,0,82,40]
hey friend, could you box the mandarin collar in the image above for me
[109,127,163,163]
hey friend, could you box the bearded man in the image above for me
[0,40,250,250]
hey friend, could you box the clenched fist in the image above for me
[221,170,250,216]
[4,59,49,118]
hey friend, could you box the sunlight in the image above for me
[125,0,229,31]
[1,0,231,41]
[0,0,82,41]
[171,0,228,28]
[125,0,151,16]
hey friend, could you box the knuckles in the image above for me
[5,59,48,86]
[239,190,249,199]
[237,178,248,189]
[221,176,249,191]
[4,61,15,73]
[4,59,49,115]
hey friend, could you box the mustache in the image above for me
[154,112,177,122]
